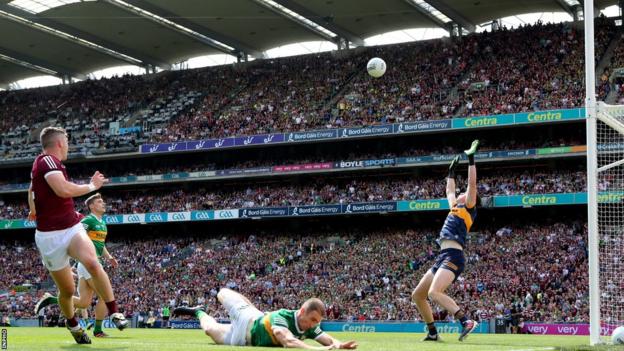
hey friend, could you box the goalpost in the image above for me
[586,1,624,345]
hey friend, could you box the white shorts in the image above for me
[35,222,85,271]
[222,296,264,346]
[76,261,97,281]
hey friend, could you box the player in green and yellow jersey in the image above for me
[34,193,127,336]
[174,288,357,349]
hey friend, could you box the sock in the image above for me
[94,320,103,334]
[196,310,208,319]
[67,315,79,328]
[427,322,438,335]
[468,155,475,165]
[50,296,58,304]
[455,310,468,325]
[105,300,118,315]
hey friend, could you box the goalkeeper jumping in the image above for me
[411,140,481,342]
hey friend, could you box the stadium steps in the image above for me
[449,60,479,118]
[125,108,151,129]
[321,70,360,113]
[447,70,471,110]
[596,30,622,80]
[597,29,622,104]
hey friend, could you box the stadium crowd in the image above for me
[0,133,583,187]
[460,19,614,116]
[0,16,610,334]
[0,169,588,219]
[0,19,616,160]
[0,222,589,324]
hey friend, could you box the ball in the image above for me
[613,326,624,344]
[367,57,386,78]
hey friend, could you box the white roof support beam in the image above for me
[0,3,169,69]
[423,0,476,33]
[0,6,145,67]
[114,0,265,58]
[555,0,581,19]
[403,0,452,33]
[103,0,245,57]
[249,0,339,43]
[271,0,364,46]
[577,0,599,18]
[0,46,86,79]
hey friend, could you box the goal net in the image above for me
[591,102,624,343]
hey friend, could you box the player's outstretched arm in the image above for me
[464,140,479,208]
[45,171,108,198]
[273,327,335,350]
[446,155,460,207]
[316,333,358,349]
[465,166,477,208]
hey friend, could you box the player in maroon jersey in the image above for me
[28,127,127,344]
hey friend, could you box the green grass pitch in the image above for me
[2,327,623,351]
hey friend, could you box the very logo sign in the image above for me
[524,323,588,335]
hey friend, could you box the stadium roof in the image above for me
[0,0,619,87]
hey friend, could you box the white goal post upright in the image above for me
[584,0,600,345]
[586,0,624,344]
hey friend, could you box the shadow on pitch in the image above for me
[61,346,128,350]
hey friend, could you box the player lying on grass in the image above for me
[174,288,357,350]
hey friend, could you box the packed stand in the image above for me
[1,222,589,324]
[1,19,616,157]
[335,39,472,124]
[460,20,615,116]
[0,134,584,188]
[0,169,589,219]
[607,32,624,103]
[0,67,237,160]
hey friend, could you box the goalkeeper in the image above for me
[411,140,481,342]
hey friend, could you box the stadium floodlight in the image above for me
[0,9,143,65]
[104,0,236,54]
[251,0,338,40]
[7,0,96,14]
[0,53,58,76]
[408,0,452,24]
